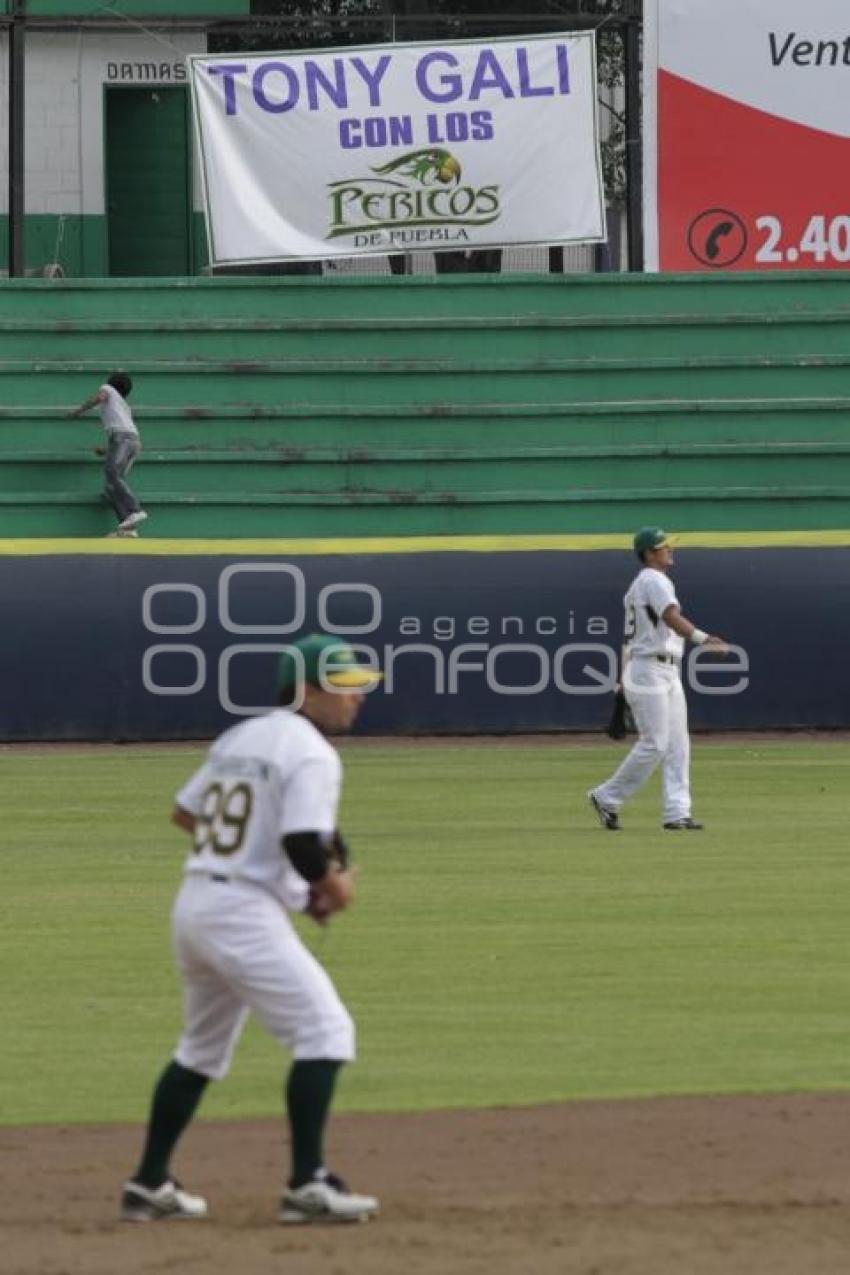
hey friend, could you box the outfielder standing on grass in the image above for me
[588,526,728,832]
[68,371,148,537]
[122,634,381,1225]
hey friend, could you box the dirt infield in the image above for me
[5,1093,850,1275]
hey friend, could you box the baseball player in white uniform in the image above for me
[121,634,381,1225]
[588,526,727,831]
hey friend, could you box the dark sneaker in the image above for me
[121,1178,208,1222]
[588,791,620,831]
[280,1170,378,1224]
[663,818,704,831]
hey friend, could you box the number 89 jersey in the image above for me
[175,709,341,911]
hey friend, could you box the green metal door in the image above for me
[105,87,192,276]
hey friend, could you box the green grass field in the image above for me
[1,738,848,1127]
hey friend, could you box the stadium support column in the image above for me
[624,14,643,272]
[8,0,25,278]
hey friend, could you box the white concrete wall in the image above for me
[0,28,206,215]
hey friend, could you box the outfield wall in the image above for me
[2,536,848,740]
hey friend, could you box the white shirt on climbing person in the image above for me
[98,383,138,438]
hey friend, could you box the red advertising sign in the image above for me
[644,0,850,271]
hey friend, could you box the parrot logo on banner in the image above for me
[371,148,463,185]
[326,147,501,247]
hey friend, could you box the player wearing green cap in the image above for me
[588,528,727,832]
[121,635,381,1225]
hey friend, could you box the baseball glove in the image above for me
[304,830,352,925]
[605,687,635,741]
[305,883,337,925]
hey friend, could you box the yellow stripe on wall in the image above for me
[0,531,849,556]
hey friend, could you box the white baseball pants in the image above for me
[594,657,691,822]
[171,875,355,1081]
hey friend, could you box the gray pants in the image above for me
[104,433,141,523]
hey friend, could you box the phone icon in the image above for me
[687,209,747,268]
[704,220,734,261]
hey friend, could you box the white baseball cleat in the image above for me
[279,1170,378,1224]
[119,510,148,531]
[107,528,138,538]
[121,1178,208,1222]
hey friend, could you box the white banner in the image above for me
[189,35,606,265]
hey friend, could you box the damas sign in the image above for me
[189,35,605,265]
